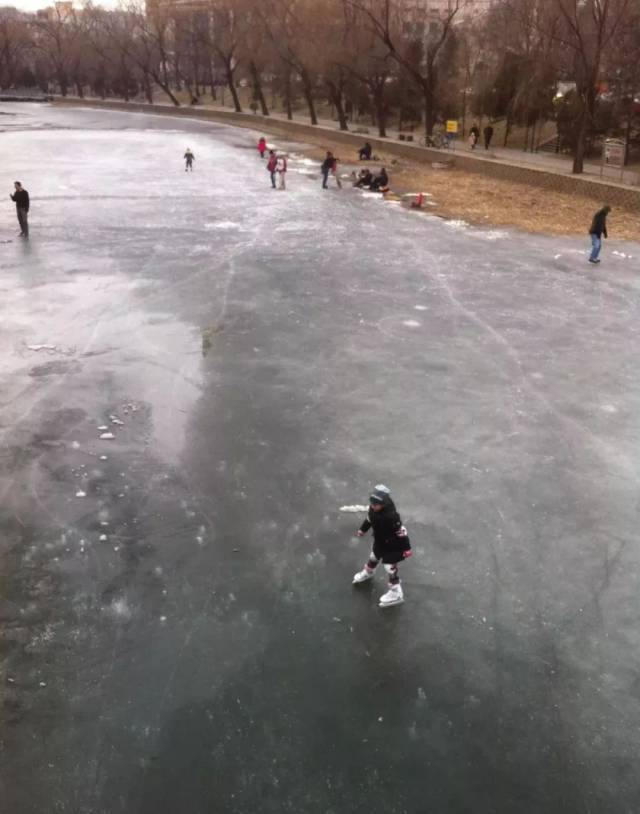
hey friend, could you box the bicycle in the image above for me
[421,132,449,149]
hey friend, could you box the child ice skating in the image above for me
[353,485,412,607]
[258,137,267,158]
[184,148,195,171]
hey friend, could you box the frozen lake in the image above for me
[1,102,640,813]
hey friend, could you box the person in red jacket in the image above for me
[258,137,267,158]
[352,484,412,607]
[266,150,278,188]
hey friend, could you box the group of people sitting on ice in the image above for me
[254,136,390,194]
[353,166,389,192]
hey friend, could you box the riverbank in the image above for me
[54,97,640,240]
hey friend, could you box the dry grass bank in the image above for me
[296,138,640,241]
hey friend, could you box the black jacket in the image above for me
[589,208,609,238]
[359,502,409,551]
[11,189,29,211]
[321,157,333,173]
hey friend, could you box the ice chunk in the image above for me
[339,504,369,512]
[26,344,56,352]
[99,534,107,541]
[99,432,115,440]
[75,491,86,498]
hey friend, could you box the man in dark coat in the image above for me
[10,181,29,237]
[483,124,494,150]
[588,205,611,264]
[321,151,334,189]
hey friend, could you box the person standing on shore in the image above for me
[483,124,494,150]
[267,150,278,188]
[588,205,611,264]
[321,151,334,189]
[10,181,29,238]
[330,154,342,189]
[277,154,288,189]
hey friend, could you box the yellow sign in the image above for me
[446,120,459,133]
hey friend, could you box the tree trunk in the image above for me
[328,81,348,130]
[208,60,217,101]
[572,89,593,174]
[249,60,269,116]
[143,73,153,104]
[153,74,180,105]
[424,90,435,136]
[58,69,68,97]
[503,109,512,146]
[373,83,386,137]
[226,63,242,112]
[284,69,293,120]
[624,92,634,165]
[301,69,317,125]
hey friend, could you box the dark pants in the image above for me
[270,171,277,188]
[322,169,330,188]
[17,207,28,236]
[484,137,492,150]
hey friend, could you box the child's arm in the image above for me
[356,517,371,537]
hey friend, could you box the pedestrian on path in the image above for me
[184,148,194,171]
[321,151,334,189]
[469,124,480,149]
[277,154,287,189]
[267,150,278,188]
[10,181,29,238]
[258,137,267,158]
[588,205,611,264]
[352,485,412,607]
[483,124,494,150]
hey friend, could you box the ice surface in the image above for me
[2,102,640,814]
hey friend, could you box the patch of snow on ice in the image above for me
[339,505,369,513]
[100,432,115,440]
[109,597,132,620]
[600,404,618,413]
[446,220,468,229]
[478,230,508,241]
[26,344,56,352]
[414,305,428,311]
[403,320,421,328]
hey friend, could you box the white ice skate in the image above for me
[353,566,375,584]
[379,584,404,607]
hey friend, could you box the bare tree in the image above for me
[348,0,464,135]
[524,0,632,173]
